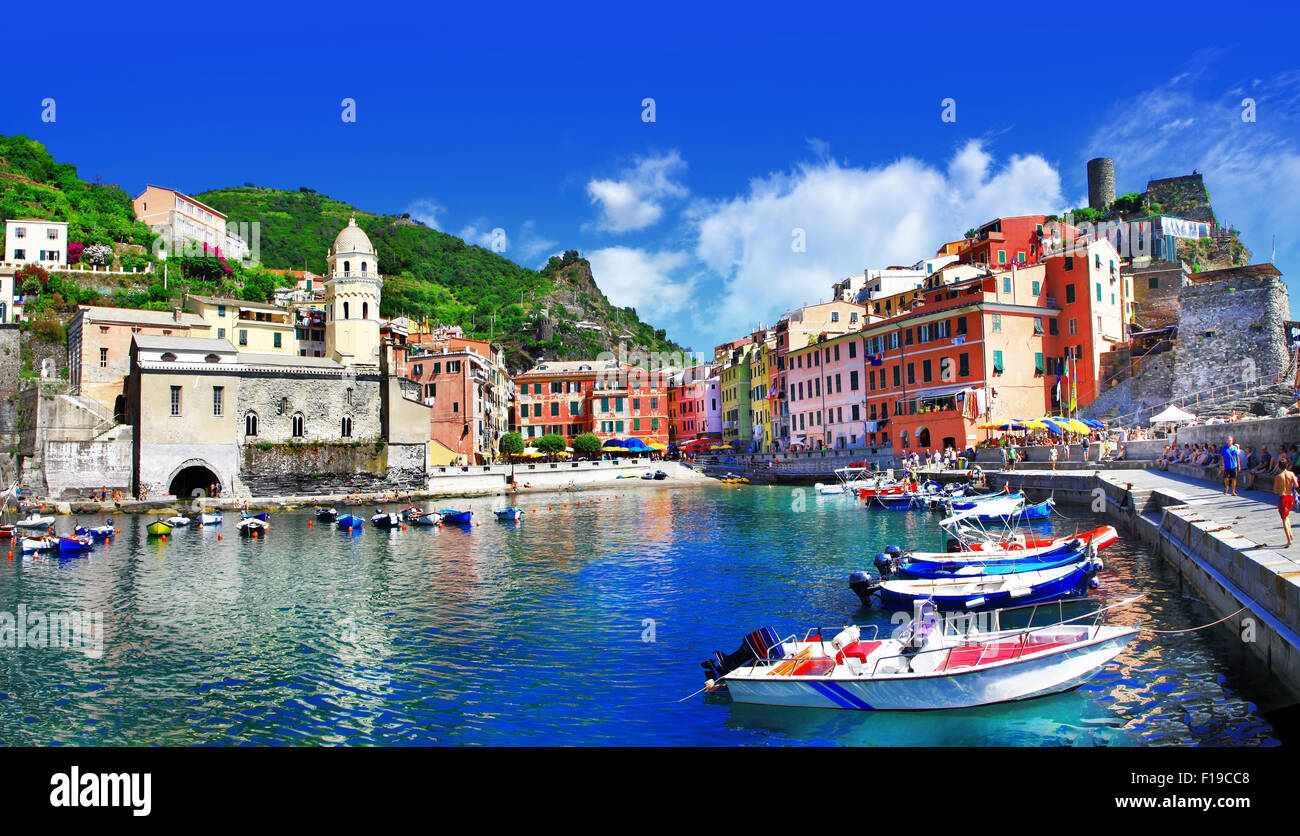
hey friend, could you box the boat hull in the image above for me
[723,629,1135,710]
[854,564,1095,611]
[146,521,173,537]
[439,510,473,524]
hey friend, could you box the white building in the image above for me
[833,255,960,305]
[4,219,68,267]
[133,185,249,261]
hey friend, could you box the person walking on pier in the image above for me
[1221,435,1242,496]
[1275,455,1298,548]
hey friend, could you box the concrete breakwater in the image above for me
[967,466,1300,699]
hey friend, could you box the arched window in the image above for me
[245,411,258,437]
[205,353,221,363]
[360,261,367,273]
[0,302,7,323]
[341,415,353,438]
[291,412,305,438]
[277,397,288,416]
[343,260,351,274]
[160,352,177,362]
[362,302,368,320]
[343,301,350,319]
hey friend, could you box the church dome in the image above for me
[331,216,375,255]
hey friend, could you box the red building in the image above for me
[957,215,1050,269]
[513,359,669,446]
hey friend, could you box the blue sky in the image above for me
[4,0,1300,351]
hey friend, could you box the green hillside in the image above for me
[0,135,684,371]
[195,186,683,368]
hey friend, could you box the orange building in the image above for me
[513,359,669,446]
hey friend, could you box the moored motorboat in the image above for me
[960,497,1054,524]
[198,512,223,525]
[237,517,268,536]
[337,513,364,530]
[146,520,173,537]
[438,509,473,524]
[57,535,94,553]
[74,521,116,538]
[15,513,56,530]
[371,509,402,529]
[0,524,15,539]
[700,598,1140,710]
[405,509,441,526]
[493,506,523,521]
[850,560,1100,611]
[20,535,57,553]
[904,525,1119,565]
[652,470,668,480]
[314,508,338,522]
[166,514,190,527]
[240,511,270,522]
[874,541,1101,580]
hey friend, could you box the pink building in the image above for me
[784,330,869,450]
[671,367,716,442]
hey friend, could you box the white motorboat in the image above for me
[15,514,55,530]
[901,525,1120,566]
[938,496,1026,528]
[166,515,191,527]
[237,517,268,536]
[702,598,1140,710]
[20,535,58,553]
[199,512,223,525]
[815,466,888,496]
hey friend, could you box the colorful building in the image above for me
[956,215,1050,269]
[132,185,248,261]
[513,359,669,446]
[185,293,295,355]
[785,329,869,450]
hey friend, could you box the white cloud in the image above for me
[586,246,696,320]
[457,219,557,267]
[685,140,1063,337]
[586,151,688,233]
[1084,69,1300,273]
[405,198,445,230]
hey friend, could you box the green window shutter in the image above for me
[1031,280,1040,295]
[993,350,1004,374]
[1035,353,1044,375]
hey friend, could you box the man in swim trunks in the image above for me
[1275,455,1298,548]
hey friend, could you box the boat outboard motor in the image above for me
[701,626,784,682]
[849,571,881,607]
[872,552,898,579]
[945,537,963,553]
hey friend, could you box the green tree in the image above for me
[535,433,567,456]
[571,432,602,459]
[499,432,524,456]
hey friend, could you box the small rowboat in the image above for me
[438,509,473,525]
[851,561,1099,612]
[700,598,1140,711]
[337,514,364,530]
[20,535,57,553]
[493,507,523,521]
[146,520,173,537]
[74,522,116,538]
[58,535,94,553]
[166,515,190,527]
[237,517,268,536]
[240,511,270,522]
[198,512,223,525]
[314,508,338,522]
[0,524,15,539]
[16,514,56,530]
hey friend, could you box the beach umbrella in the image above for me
[1081,418,1106,429]
[1021,420,1052,431]
[623,437,652,452]
[649,442,668,451]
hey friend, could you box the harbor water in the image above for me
[0,485,1285,746]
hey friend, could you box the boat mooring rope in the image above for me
[1144,605,1251,635]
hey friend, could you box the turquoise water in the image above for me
[0,485,1284,746]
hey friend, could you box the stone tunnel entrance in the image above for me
[169,464,221,499]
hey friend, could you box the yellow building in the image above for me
[748,333,776,452]
[185,293,294,355]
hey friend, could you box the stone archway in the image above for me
[166,459,222,499]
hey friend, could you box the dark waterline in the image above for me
[0,486,1286,746]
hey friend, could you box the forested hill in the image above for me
[195,186,684,369]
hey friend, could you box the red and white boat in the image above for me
[914,524,1119,565]
[701,597,1140,710]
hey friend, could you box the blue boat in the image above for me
[337,513,365,529]
[886,544,1096,580]
[314,508,337,522]
[493,507,523,521]
[75,521,116,538]
[241,511,270,522]
[439,509,473,525]
[57,535,94,554]
[947,490,1024,511]
[850,560,1099,612]
[967,498,1054,524]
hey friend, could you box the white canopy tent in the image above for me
[1150,405,1197,424]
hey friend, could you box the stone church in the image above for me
[125,218,431,500]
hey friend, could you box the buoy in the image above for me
[402,525,407,531]
[308,520,313,528]
[6,552,11,561]
[217,534,222,541]
[252,531,258,539]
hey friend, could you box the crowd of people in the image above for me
[1157,440,1300,492]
